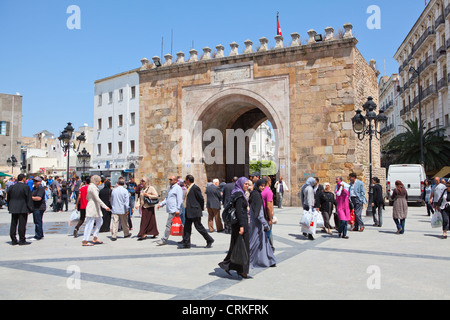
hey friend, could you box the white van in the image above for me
[386,164,426,205]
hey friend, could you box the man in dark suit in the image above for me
[205,179,223,232]
[7,173,33,245]
[179,175,214,249]
[313,177,324,211]
[222,176,237,207]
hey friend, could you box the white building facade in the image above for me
[379,74,401,148]
[394,0,450,140]
[93,69,140,179]
[249,121,275,162]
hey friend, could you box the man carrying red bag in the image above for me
[157,175,184,246]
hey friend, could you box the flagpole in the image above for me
[277,12,279,35]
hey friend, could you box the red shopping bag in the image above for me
[170,215,183,236]
[350,209,355,225]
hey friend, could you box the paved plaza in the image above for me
[0,202,449,301]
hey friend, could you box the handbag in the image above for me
[230,234,249,266]
[144,197,159,206]
[170,215,183,236]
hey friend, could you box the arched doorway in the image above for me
[184,89,288,197]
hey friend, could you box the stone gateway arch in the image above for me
[137,24,383,207]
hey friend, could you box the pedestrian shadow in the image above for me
[288,233,327,241]
[209,268,246,281]
[424,233,445,239]
[378,230,399,235]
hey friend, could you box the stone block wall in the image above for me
[136,26,382,206]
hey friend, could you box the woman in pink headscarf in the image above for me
[335,177,351,239]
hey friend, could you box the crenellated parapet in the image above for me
[140,23,355,70]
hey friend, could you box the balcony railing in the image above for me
[437,46,447,60]
[438,77,448,91]
[411,95,420,108]
[381,123,394,134]
[413,27,436,54]
[436,15,445,30]
[418,55,436,74]
[422,85,438,102]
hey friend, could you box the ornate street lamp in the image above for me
[7,155,19,176]
[351,97,387,216]
[58,123,86,181]
[77,147,91,181]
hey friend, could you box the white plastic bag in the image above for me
[70,209,80,222]
[300,210,313,227]
[316,211,324,228]
[431,211,443,229]
[301,210,317,235]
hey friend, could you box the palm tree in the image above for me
[384,119,450,172]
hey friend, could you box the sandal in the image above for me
[82,241,94,247]
[92,237,103,245]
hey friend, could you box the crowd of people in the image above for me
[2,171,450,278]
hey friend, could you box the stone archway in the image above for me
[137,36,380,207]
[181,88,290,204]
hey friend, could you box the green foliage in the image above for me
[249,160,277,176]
[384,119,450,172]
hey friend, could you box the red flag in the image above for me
[277,12,282,36]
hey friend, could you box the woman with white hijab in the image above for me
[82,175,110,246]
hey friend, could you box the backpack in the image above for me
[222,194,243,225]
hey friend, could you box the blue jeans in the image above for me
[180,205,186,226]
[338,220,348,237]
[33,209,45,239]
[372,205,383,227]
[277,192,284,208]
[393,218,405,234]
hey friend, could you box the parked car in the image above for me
[386,164,426,205]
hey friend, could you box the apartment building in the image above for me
[393,0,450,139]
[379,74,401,148]
[93,69,140,180]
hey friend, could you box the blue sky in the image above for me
[0,0,426,137]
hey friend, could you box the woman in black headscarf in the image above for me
[218,177,251,279]
[249,179,277,269]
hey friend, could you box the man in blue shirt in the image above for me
[349,172,367,232]
[156,175,183,245]
[110,177,131,241]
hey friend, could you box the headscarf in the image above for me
[231,177,249,204]
[177,178,186,190]
[336,180,349,198]
[141,176,150,192]
[249,179,266,215]
[300,177,316,205]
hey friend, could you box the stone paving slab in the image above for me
[0,202,449,301]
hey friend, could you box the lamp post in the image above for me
[409,66,424,167]
[77,147,91,182]
[6,155,19,176]
[351,97,388,216]
[58,123,86,181]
